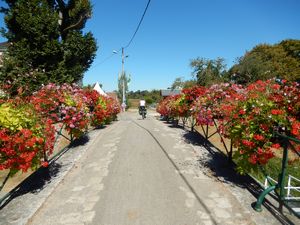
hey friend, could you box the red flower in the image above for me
[41,161,49,167]
[241,140,255,148]
[239,109,246,115]
[253,134,264,141]
[21,129,33,138]
[271,143,281,149]
[249,154,258,164]
[260,124,269,132]
[291,121,300,136]
[271,109,284,115]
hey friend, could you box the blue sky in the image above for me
[1,0,300,92]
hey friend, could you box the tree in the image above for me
[171,77,184,90]
[118,71,131,102]
[228,40,300,84]
[171,77,197,90]
[0,0,97,96]
[190,57,227,86]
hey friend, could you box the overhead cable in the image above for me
[124,0,151,49]
[90,0,151,69]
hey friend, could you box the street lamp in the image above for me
[113,48,129,111]
[120,48,129,111]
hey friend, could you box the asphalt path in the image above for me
[1,110,292,225]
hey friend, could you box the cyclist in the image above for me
[139,99,147,118]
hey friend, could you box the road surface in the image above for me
[1,110,292,225]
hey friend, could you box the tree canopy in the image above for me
[170,77,197,90]
[190,57,227,86]
[127,89,162,105]
[228,39,300,84]
[0,0,97,95]
[118,71,131,101]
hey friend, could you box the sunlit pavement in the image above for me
[1,111,297,225]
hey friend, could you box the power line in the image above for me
[88,48,121,71]
[89,0,151,70]
[124,0,151,49]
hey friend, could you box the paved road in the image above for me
[1,110,294,224]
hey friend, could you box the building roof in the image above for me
[160,89,181,97]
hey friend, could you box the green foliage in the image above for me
[228,39,300,84]
[118,71,131,100]
[190,57,227,86]
[250,156,300,197]
[127,89,162,104]
[0,0,97,96]
[170,77,197,90]
[0,103,37,131]
[145,97,153,105]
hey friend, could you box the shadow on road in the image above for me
[69,134,90,147]
[168,123,297,225]
[0,162,62,209]
[0,134,91,209]
[133,119,219,225]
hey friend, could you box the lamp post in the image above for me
[121,47,128,111]
[113,48,128,112]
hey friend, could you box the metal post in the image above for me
[122,78,125,104]
[121,47,126,107]
[278,139,289,211]
[254,185,277,212]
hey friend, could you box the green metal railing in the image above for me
[254,132,300,218]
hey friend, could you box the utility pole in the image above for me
[121,47,126,111]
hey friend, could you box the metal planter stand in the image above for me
[254,132,300,218]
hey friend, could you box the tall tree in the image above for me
[228,40,300,84]
[0,0,97,95]
[118,71,131,102]
[170,77,197,90]
[170,77,184,90]
[190,57,226,86]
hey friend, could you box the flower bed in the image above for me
[0,101,54,175]
[0,84,121,179]
[157,79,300,174]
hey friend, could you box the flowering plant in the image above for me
[0,101,55,174]
[103,96,121,122]
[90,94,110,127]
[177,86,206,118]
[60,84,90,138]
[222,80,294,173]
[156,96,175,118]
[84,89,121,127]
[30,83,64,122]
[192,83,245,126]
